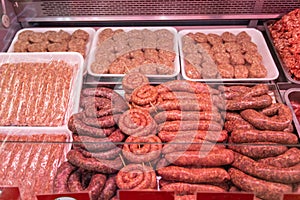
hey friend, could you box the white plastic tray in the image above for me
[178,28,279,82]
[7,27,95,74]
[0,52,84,132]
[87,26,180,79]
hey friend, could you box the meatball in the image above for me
[194,32,208,43]
[217,63,234,78]
[234,64,249,78]
[72,29,89,41]
[221,32,237,42]
[207,33,223,45]
[230,52,245,65]
[214,52,230,64]
[248,63,267,78]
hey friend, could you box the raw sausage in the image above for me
[229,168,292,200]
[232,152,300,184]
[53,161,77,193]
[225,95,272,111]
[165,149,234,167]
[158,130,228,143]
[230,129,298,144]
[158,120,223,132]
[66,150,122,174]
[98,175,117,200]
[157,166,230,184]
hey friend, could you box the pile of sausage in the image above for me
[268,8,300,80]
[182,31,267,79]
[0,61,73,126]
[91,28,176,75]
[0,133,69,200]
[222,84,300,200]
[57,78,300,200]
[13,29,90,57]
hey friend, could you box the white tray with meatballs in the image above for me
[7,27,95,74]
[178,28,279,82]
[87,27,180,79]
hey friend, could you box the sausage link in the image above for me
[258,148,300,168]
[232,152,300,184]
[260,103,282,116]
[154,110,222,124]
[157,100,214,111]
[225,95,272,111]
[162,139,225,154]
[240,104,293,131]
[220,84,268,100]
[70,113,116,137]
[73,129,125,152]
[80,96,111,109]
[158,120,223,132]
[158,130,228,143]
[116,164,156,189]
[131,85,158,106]
[81,115,118,128]
[224,112,244,121]
[122,72,149,93]
[157,80,218,95]
[229,168,292,200]
[158,91,211,101]
[165,149,234,167]
[53,161,77,193]
[85,107,125,118]
[68,169,107,200]
[230,129,298,144]
[67,150,122,174]
[229,142,288,159]
[157,166,230,184]
[98,175,117,200]
[224,119,255,132]
[77,146,122,160]
[161,182,226,195]
[155,157,170,169]
[175,195,196,200]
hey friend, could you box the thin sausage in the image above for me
[77,146,122,160]
[157,100,214,111]
[81,115,118,128]
[66,150,122,174]
[224,119,255,132]
[98,175,117,200]
[53,161,77,193]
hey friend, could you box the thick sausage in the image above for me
[155,157,170,169]
[157,100,214,111]
[165,149,234,167]
[158,120,223,132]
[240,104,293,131]
[53,161,77,193]
[158,130,228,143]
[162,139,225,154]
[232,152,300,184]
[68,169,106,200]
[225,95,272,111]
[260,103,282,116]
[224,119,255,132]
[73,129,125,152]
[158,91,211,101]
[158,80,219,95]
[161,182,226,195]
[157,166,230,184]
[98,175,117,200]
[116,164,157,189]
[66,150,122,174]
[224,112,244,121]
[258,148,300,168]
[230,129,298,144]
[154,110,222,124]
[220,84,268,100]
[229,168,292,200]
[229,142,288,159]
